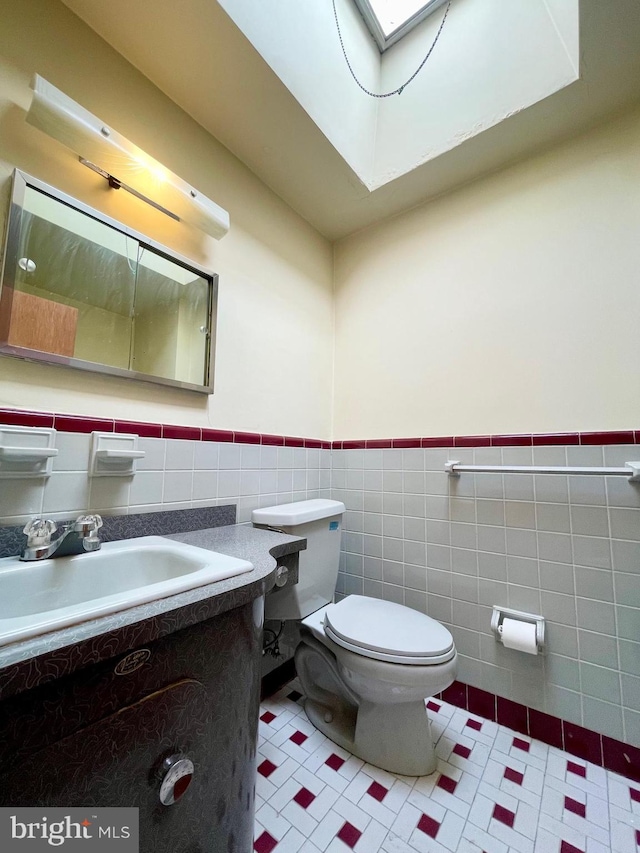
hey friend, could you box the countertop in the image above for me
[0,524,305,699]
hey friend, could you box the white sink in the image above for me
[0,536,253,647]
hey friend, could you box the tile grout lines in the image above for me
[254,679,640,853]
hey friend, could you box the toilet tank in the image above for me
[252,499,345,621]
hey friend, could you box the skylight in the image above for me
[354,0,450,51]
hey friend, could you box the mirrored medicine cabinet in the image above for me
[0,170,217,393]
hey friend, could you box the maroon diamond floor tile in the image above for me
[567,760,586,778]
[336,821,362,848]
[466,718,483,731]
[631,787,640,803]
[492,804,515,828]
[427,700,441,712]
[254,830,278,853]
[564,796,586,819]
[437,774,458,795]
[513,737,530,752]
[417,813,440,839]
[293,787,316,809]
[635,829,640,846]
[260,711,276,724]
[560,841,584,853]
[367,781,388,802]
[257,759,277,778]
[325,753,346,771]
[290,730,308,746]
[453,743,472,759]
[288,690,303,702]
[504,767,524,785]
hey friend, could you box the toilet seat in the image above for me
[323,595,455,665]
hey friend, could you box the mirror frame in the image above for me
[0,170,218,394]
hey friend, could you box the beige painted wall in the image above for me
[1,1,638,444]
[0,0,334,439]
[333,107,640,439]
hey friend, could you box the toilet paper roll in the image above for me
[499,618,538,654]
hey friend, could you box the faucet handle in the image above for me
[23,518,57,546]
[74,514,103,532]
[75,514,103,552]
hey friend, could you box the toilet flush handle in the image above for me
[274,565,289,587]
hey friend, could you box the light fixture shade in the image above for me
[25,75,229,240]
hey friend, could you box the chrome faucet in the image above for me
[20,514,103,561]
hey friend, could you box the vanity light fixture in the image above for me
[25,75,229,240]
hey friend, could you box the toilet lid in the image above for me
[324,596,455,665]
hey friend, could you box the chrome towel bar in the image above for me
[445,461,640,482]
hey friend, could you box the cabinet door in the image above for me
[0,678,235,853]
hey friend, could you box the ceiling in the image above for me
[60,0,640,241]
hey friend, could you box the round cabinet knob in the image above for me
[159,755,194,806]
[274,565,289,588]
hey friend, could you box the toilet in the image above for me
[252,499,457,776]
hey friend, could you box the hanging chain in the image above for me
[332,0,452,97]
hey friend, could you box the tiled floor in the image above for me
[255,680,640,853]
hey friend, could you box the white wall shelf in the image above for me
[90,432,145,477]
[0,426,57,478]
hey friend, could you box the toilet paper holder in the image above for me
[491,606,545,654]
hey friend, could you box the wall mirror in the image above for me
[0,170,217,393]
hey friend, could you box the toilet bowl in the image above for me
[295,595,457,776]
[252,500,458,777]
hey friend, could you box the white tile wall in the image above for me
[0,429,331,526]
[2,423,638,748]
[332,445,640,747]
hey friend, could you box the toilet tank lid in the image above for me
[325,595,454,660]
[252,499,346,526]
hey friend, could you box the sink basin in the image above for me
[0,536,253,647]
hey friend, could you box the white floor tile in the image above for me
[533,827,561,853]
[385,780,414,813]
[307,786,342,822]
[461,821,510,853]
[354,818,387,852]
[299,842,323,853]
[269,778,308,812]
[587,838,614,853]
[256,685,631,853]
[308,811,347,851]
[538,812,587,850]
[358,794,398,829]
[610,818,638,853]
[390,803,425,842]
[381,834,416,853]
[256,801,293,839]
[276,828,308,853]
[486,819,534,853]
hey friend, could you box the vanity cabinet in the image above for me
[0,599,262,853]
